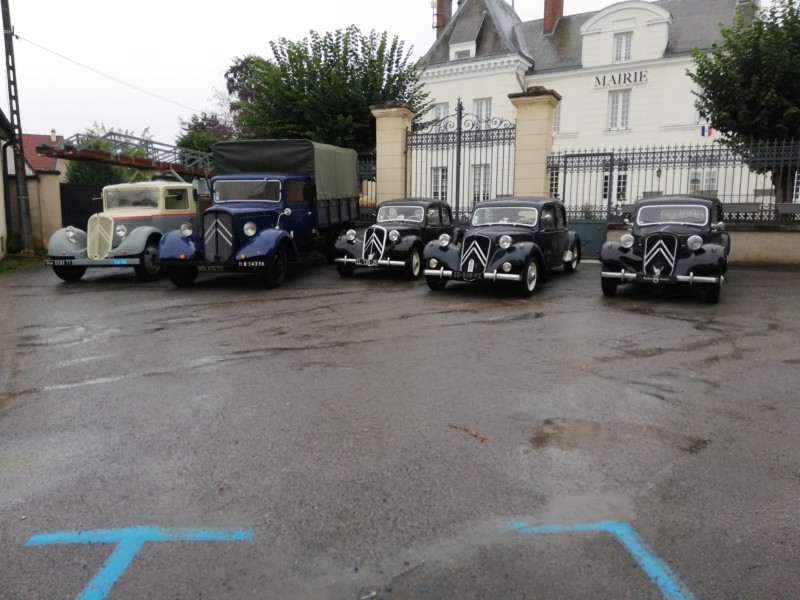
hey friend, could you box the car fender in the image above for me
[423,239,460,270]
[159,229,198,260]
[567,230,581,253]
[335,236,363,260]
[393,234,423,255]
[487,242,544,274]
[47,227,87,258]
[239,228,298,261]
[677,243,728,275]
[116,226,161,256]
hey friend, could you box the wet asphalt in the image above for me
[0,259,798,599]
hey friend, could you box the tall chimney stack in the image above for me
[435,0,453,37]
[543,0,564,35]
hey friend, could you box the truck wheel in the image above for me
[133,240,163,282]
[337,262,356,278]
[166,266,198,287]
[601,277,618,297]
[263,245,288,288]
[426,276,447,291]
[404,247,422,280]
[53,265,86,282]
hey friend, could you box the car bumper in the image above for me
[600,270,723,285]
[423,268,522,282]
[335,256,405,268]
[45,257,141,267]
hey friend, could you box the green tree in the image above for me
[234,27,431,154]
[689,0,800,202]
[176,112,234,152]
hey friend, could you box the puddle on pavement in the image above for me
[530,417,709,454]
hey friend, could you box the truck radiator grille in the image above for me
[644,233,678,276]
[362,226,387,260]
[87,214,114,259]
[460,233,491,273]
[204,212,234,262]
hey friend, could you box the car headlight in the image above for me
[389,230,400,242]
[65,226,77,244]
[180,222,193,237]
[115,224,127,239]
[687,235,703,251]
[499,235,512,249]
[620,234,634,249]
[429,258,438,268]
[502,262,512,272]
[243,221,257,237]
[438,233,451,247]
[346,229,357,242]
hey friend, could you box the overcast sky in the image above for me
[2,0,758,146]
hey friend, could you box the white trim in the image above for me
[580,1,672,34]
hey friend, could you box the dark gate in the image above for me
[59,183,103,229]
[407,100,515,222]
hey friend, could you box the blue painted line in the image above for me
[509,520,696,600]
[25,526,253,600]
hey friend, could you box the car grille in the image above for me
[363,226,387,260]
[460,233,491,273]
[203,212,234,262]
[87,214,114,259]
[644,233,678,276]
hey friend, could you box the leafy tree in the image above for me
[234,27,431,154]
[689,0,800,202]
[176,112,234,152]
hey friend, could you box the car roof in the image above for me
[636,194,720,208]
[472,196,557,210]
[379,198,449,209]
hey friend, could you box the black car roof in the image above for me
[379,198,449,209]
[472,196,557,210]
[636,194,720,208]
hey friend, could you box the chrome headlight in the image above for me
[243,222,257,237]
[180,222,193,237]
[620,234,634,249]
[438,233,451,247]
[389,230,400,242]
[346,229,357,242]
[65,226,77,244]
[115,224,127,239]
[499,235,512,249]
[429,258,438,268]
[502,262,512,272]
[687,235,703,251]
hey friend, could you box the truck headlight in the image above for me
[243,222,257,237]
[499,235,512,249]
[346,229,357,241]
[65,226,77,244]
[687,235,703,251]
[115,225,127,239]
[620,234,634,249]
[180,222,193,237]
[438,233,451,247]
[389,230,400,242]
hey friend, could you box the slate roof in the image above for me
[420,0,742,72]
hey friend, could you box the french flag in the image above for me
[701,124,713,137]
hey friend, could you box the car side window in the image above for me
[441,207,452,226]
[555,205,566,229]
[287,181,305,205]
[427,207,441,226]
[541,206,556,231]
[165,188,189,211]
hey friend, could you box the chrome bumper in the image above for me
[423,268,522,282]
[334,256,405,267]
[601,270,723,285]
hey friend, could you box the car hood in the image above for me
[368,222,422,236]
[634,223,708,237]
[462,225,534,242]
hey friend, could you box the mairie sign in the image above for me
[594,70,648,89]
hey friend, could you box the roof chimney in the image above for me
[543,0,563,35]
[433,0,453,37]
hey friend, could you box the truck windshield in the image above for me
[214,179,281,203]
[105,189,159,209]
[376,205,424,223]
[637,204,708,225]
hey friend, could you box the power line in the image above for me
[10,31,205,114]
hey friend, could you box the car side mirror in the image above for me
[283,208,292,217]
[712,221,725,231]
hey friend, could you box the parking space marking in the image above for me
[25,526,253,600]
[509,520,696,600]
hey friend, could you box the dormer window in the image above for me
[614,32,632,63]
[449,41,475,61]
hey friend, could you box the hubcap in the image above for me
[527,264,537,289]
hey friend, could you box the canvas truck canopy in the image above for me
[212,139,359,201]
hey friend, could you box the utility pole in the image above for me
[2,0,33,253]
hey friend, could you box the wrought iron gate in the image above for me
[407,100,515,221]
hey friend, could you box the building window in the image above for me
[795,172,800,202]
[455,50,471,59]
[553,103,561,135]
[608,89,631,130]
[432,167,448,199]
[549,169,560,198]
[433,102,450,121]
[614,32,632,63]
[689,168,718,194]
[604,169,628,203]
[474,98,492,127]
[473,164,491,202]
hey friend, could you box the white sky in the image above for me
[2,0,763,146]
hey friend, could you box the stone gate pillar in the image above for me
[370,101,414,204]
[509,87,561,197]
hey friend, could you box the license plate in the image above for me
[112,258,130,265]
[355,258,379,267]
[454,271,483,281]
[197,266,225,272]
[45,259,72,266]
[238,261,266,268]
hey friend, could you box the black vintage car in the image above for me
[600,195,730,303]
[423,197,581,297]
[334,198,454,280]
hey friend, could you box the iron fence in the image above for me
[548,140,800,223]
[407,100,515,222]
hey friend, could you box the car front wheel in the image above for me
[564,245,580,274]
[426,276,447,291]
[601,276,618,297]
[134,240,162,282]
[518,259,538,297]
[336,262,356,278]
[166,266,198,287]
[263,244,289,288]
[705,281,721,304]
[52,265,86,282]
[404,247,422,280]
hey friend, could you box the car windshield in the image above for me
[376,205,424,223]
[214,179,281,203]
[105,189,159,210]
[471,206,538,226]
[637,204,708,225]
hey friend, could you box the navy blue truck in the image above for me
[159,139,360,287]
